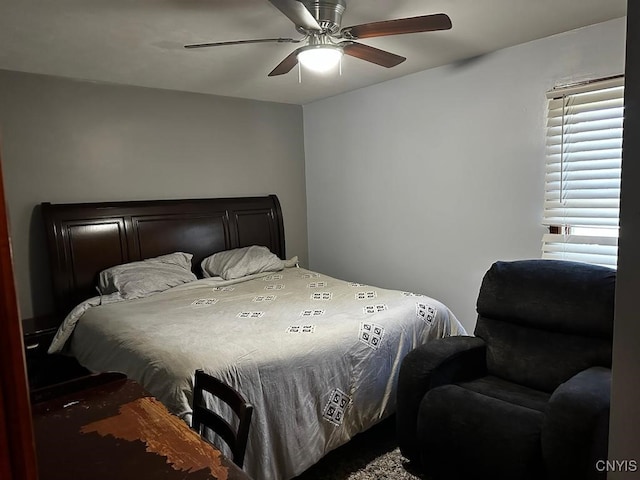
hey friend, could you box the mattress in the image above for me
[52,266,466,479]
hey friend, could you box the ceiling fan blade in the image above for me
[185,38,301,49]
[341,13,452,40]
[268,47,302,76]
[267,0,321,31]
[341,42,405,68]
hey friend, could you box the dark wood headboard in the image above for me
[42,195,285,317]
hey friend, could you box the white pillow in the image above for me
[201,246,284,280]
[98,252,197,299]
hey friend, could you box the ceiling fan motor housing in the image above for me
[299,0,346,34]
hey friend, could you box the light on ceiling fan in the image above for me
[297,46,343,73]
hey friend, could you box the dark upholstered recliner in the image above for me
[397,259,615,480]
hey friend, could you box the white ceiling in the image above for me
[0,0,627,105]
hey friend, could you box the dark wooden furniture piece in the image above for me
[0,149,38,480]
[42,195,286,320]
[33,195,287,389]
[34,195,287,474]
[22,314,89,389]
[192,369,254,469]
[31,372,252,480]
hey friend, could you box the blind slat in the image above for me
[547,117,624,136]
[547,107,624,127]
[548,97,624,116]
[547,123,623,139]
[545,149,622,163]
[545,158,621,172]
[547,137,624,149]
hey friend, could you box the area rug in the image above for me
[293,416,427,480]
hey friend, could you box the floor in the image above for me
[292,416,427,480]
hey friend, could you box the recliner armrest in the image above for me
[542,366,611,480]
[396,336,486,461]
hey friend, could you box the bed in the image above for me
[42,195,465,480]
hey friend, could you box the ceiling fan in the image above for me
[184,0,452,77]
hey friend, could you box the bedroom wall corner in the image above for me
[302,17,626,334]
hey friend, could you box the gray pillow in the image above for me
[98,252,197,299]
[201,245,284,280]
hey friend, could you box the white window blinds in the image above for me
[542,76,624,268]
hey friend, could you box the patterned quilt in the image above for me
[54,266,466,480]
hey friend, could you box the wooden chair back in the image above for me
[192,370,253,468]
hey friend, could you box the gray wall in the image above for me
[0,70,307,318]
[303,18,626,333]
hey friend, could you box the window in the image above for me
[542,76,624,268]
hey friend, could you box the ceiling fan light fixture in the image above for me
[297,45,343,73]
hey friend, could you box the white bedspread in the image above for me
[52,267,465,480]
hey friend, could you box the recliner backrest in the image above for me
[474,259,615,392]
